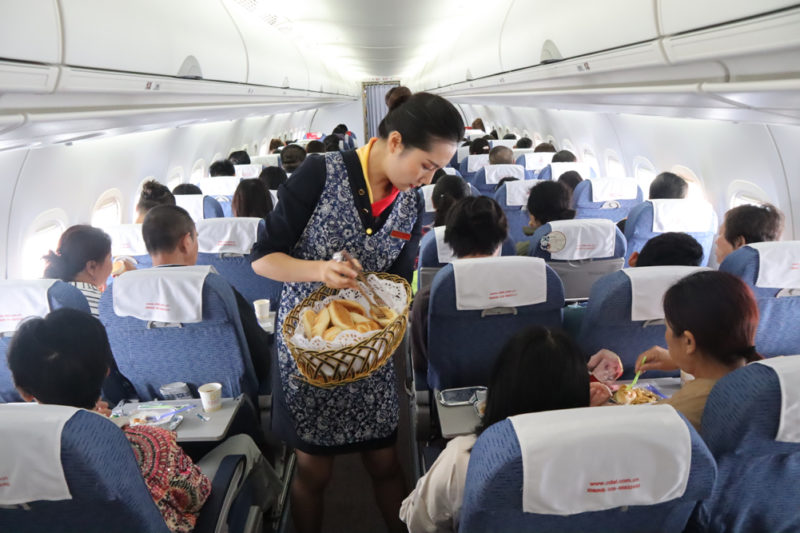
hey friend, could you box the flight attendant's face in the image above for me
[385,132,457,191]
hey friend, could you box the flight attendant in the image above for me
[252,88,464,533]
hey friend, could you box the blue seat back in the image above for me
[537,162,595,181]
[250,154,282,168]
[515,152,554,173]
[573,179,643,222]
[528,221,626,261]
[459,154,490,182]
[174,194,224,221]
[471,165,530,196]
[203,195,224,218]
[107,224,151,269]
[418,228,516,270]
[494,181,540,244]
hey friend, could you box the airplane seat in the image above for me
[197,177,241,218]
[426,257,564,391]
[442,167,463,178]
[233,164,263,179]
[573,178,644,223]
[527,219,627,300]
[99,266,258,403]
[695,357,800,533]
[624,200,718,266]
[459,154,490,183]
[250,154,282,168]
[0,405,253,533]
[174,194,224,221]
[106,223,152,270]
[460,405,716,533]
[577,267,706,379]
[537,162,595,181]
[0,280,91,402]
[455,145,471,165]
[516,152,555,175]
[488,139,516,148]
[494,180,542,244]
[719,242,800,357]
[472,164,527,196]
[418,185,436,229]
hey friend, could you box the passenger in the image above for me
[269,138,285,153]
[502,133,517,140]
[557,170,583,195]
[495,176,519,192]
[628,232,704,267]
[551,149,576,163]
[470,118,485,131]
[431,168,448,185]
[228,150,251,165]
[514,137,533,149]
[232,178,273,219]
[281,144,307,173]
[516,181,575,255]
[251,87,464,533]
[488,129,499,140]
[142,205,271,383]
[411,196,508,375]
[172,183,203,195]
[533,142,556,153]
[715,203,784,265]
[323,136,341,153]
[468,138,490,155]
[209,159,235,177]
[400,325,590,532]
[429,175,471,231]
[306,140,325,154]
[259,166,288,190]
[649,171,687,199]
[488,145,514,165]
[135,179,175,223]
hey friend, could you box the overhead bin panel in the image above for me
[445,2,510,84]
[59,0,247,82]
[657,1,798,35]
[0,0,61,64]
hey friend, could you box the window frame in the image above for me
[605,149,626,178]
[91,188,123,231]
[19,208,69,280]
[671,164,707,202]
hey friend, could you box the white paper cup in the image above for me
[254,299,271,320]
[198,382,222,412]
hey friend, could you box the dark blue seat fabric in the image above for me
[203,195,224,218]
[515,153,554,174]
[461,411,716,533]
[216,195,234,217]
[694,361,800,533]
[494,182,535,245]
[99,272,258,402]
[459,155,490,183]
[719,245,800,357]
[537,162,596,181]
[573,179,644,222]
[471,165,532,196]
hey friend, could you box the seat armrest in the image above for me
[195,454,246,533]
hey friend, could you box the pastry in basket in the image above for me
[370,306,399,327]
[300,299,388,339]
[302,307,332,339]
[323,326,343,341]
[329,301,356,329]
[613,387,660,405]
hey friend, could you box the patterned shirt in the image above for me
[69,281,101,317]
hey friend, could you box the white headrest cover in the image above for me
[748,242,800,289]
[234,164,262,178]
[196,218,261,254]
[434,226,456,264]
[505,180,541,207]
[174,194,205,222]
[108,224,147,256]
[522,152,554,171]
[197,177,241,197]
[443,167,459,176]
[0,403,80,505]
[548,162,591,181]
[513,148,535,158]
[251,154,280,167]
[510,405,691,515]
[650,199,715,233]
[623,266,709,321]
[421,184,436,213]
[452,256,547,311]
[467,154,490,173]
[590,177,640,202]
[0,279,57,332]
[112,265,213,323]
[484,164,525,185]
[490,139,516,148]
[756,356,800,442]
[457,145,471,163]
[466,129,485,140]
[542,219,616,260]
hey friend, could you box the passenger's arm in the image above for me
[635,346,679,373]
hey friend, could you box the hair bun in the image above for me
[386,86,412,112]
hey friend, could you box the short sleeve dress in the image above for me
[252,144,424,454]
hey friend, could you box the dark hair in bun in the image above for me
[136,179,175,216]
[432,175,470,227]
[43,225,111,281]
[444,196,508,257]
[378,87,464,152]
[526,181,575,225]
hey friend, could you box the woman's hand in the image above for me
[635,346,678,373]
[589,382,613,406]
[587,349,624,383]
[318,259,360,290]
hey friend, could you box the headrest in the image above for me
[589,177,640,202]
[505,180,541,207]
[756,357,800,442]
[174,194,205,222]
[509,405,691,515]
[521,152,554,171]
[251,154,280,167]
[196,217,261,254]
[112,265,214,323]
[0,279,57,333]
[452,256,547,310]
[747,242,800,289]
[466,130,485,140]
[107,224,147,256]
[421,184,435,213]
[489,139,516,148]
[548,162,592,181]
[0,403,80,505]
[197,176,241,197]
[443,167,459,176]
[234,164,262,178]
[484,164,525,185]
[650,199,715,233]
[512,148,535,158]
[457,145,471,163]
[540,219,616,260]
[434,226,456,264]
[467,154,490,173]
[622,266,709,321]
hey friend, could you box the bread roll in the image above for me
[338,299,366,315]
[356,321,381,334]
[312,307,331,338]
[350,312,371,324]
[371,306,398,327]
[301,309,317,338]
[329,301,355,329]
[323,326,342,342]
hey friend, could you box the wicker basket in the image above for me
[282,272,411,388]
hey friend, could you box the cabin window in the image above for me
[21,214,66,279]
[91,190,122,231]
[605,150,626,178]
[583,148,600,177]
[634,157,657,197]
[166,167,184,191]
[728,180,770,209]
[671,165,706,201]
[191,159,206,182]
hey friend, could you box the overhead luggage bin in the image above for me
[657,0,799,35]
[0,0,61,64]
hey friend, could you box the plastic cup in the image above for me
[253,299,271,320]
[198,382,222,412]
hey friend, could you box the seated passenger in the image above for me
[715,203,784,265]
[514,137,533,149]
[502,133,517,140]
[533,142,556,153]
[305,140,325,154]
[232,178,273,219]
[135,179,175,223]
[468,138,490,155]
[495,176,519,192]
[228,150,251,165]
[411,196,507,374]
[617,171,688,233]
[209,159,235,177]
[269,138,285,154]
[401,325,589,532]
[516,181,575,255]
[323,136,341,153]
[557,170,583,195]
[426,174,470,233]
[173,183,203,195]
[281,144,307,173]
[628,232,704,267]
[259,166,288,190]
[551,149,576,163]
[488,145,514,165]
[470,118,485,131]
[142,205,271,382]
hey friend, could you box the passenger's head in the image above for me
[534,142,556,153]
[444,196,508,257]
[281,144,306,173]
[43,225,112,286]
[259,165,288,190]
[663,271,761,375]
[232,178,273,219]
[557,170,583,194]
[228,150,250,165]
[141,205,197,266]
[481,326,589,432]
[470,118,485,131]
[495,176,519,192]
[489,146,514,165]
[515,137,533,149]
[431,175,470,227]
[136,179,175,222]
[377,88,465,191]
[502,133,517,140]
[332,124,348,135]
[268,138,285,153]
[469,138,490,155]
[173,183,202,195]
[526,181,575,229]
[716,203,784,265]
[323,136,341,152]
[629,232,703,267]
[306,140,325,153]
[552,149,576,163]
[649,171,687,199]
[8,309,111,409]
[489,129,499,140]
[209,159,235,177]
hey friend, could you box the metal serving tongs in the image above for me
[332,250,389,319]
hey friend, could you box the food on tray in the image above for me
[613,386,660,405]
[299,299,393,340]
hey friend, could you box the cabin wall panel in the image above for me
[0,150,33,279]
[765,124,800,239]
[309,101,365,146]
